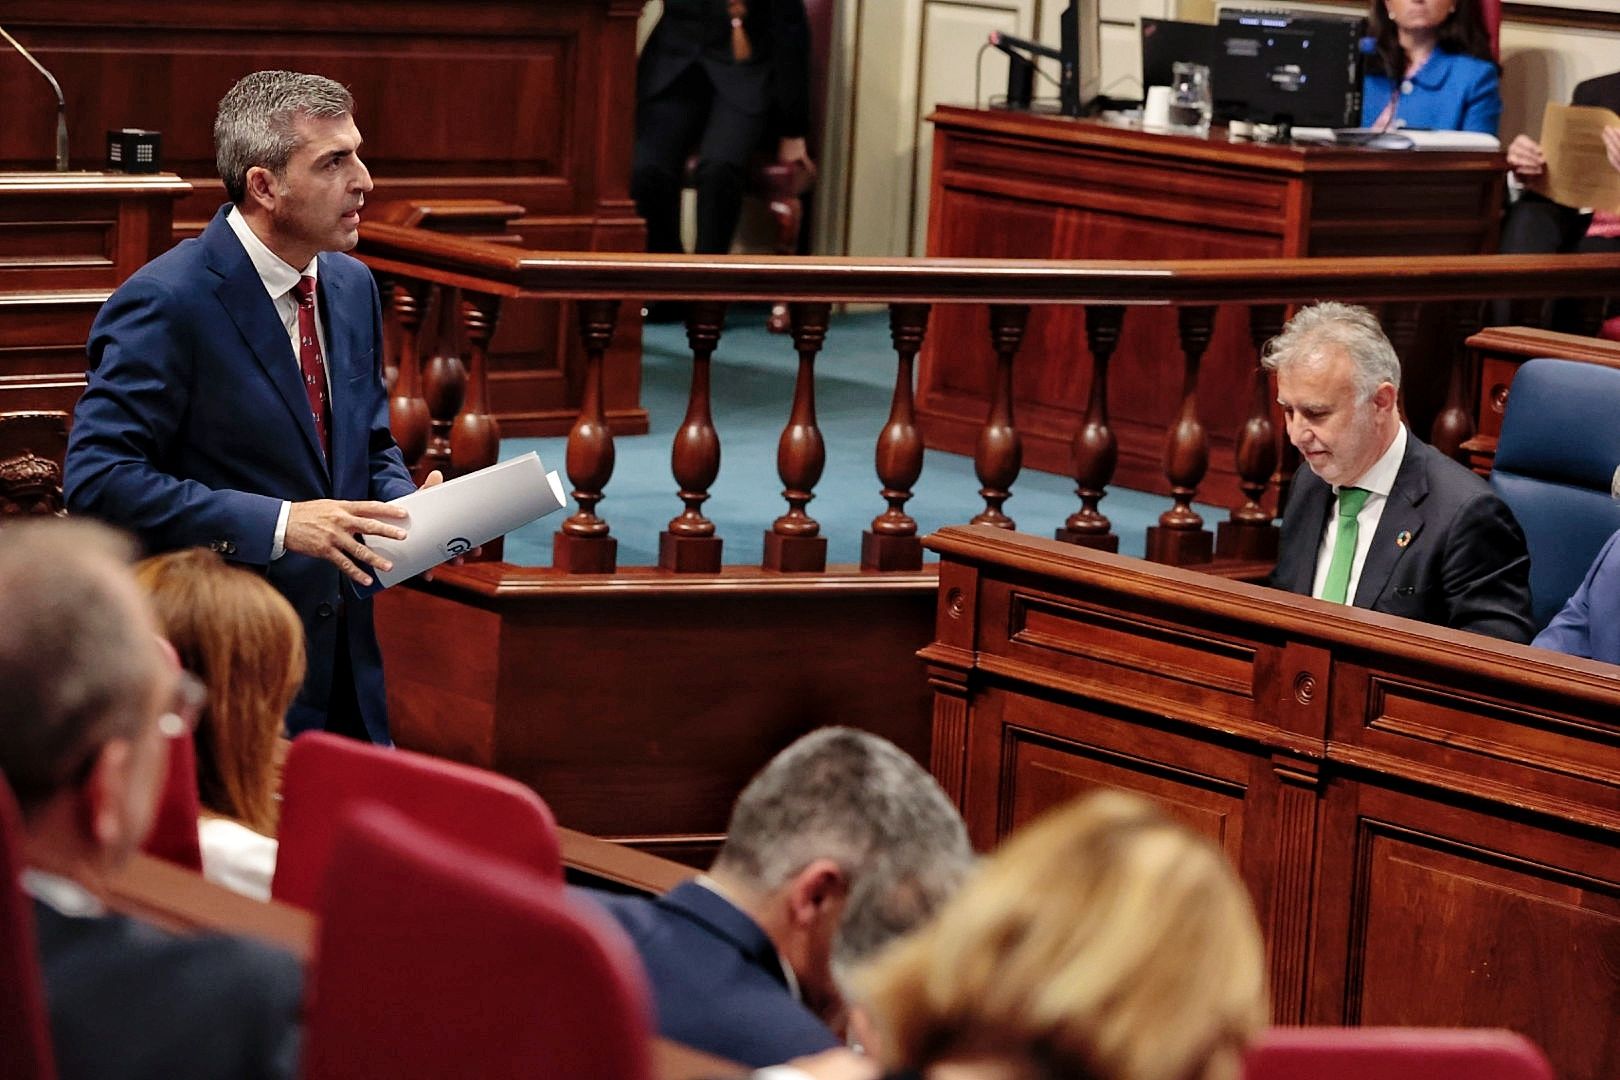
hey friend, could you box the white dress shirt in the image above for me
[224,207,330,560]
[1310,424,1408,604]
[199,815,279,902]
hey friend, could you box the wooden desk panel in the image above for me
[920,107,1505,504]
[924,524,1619,1080]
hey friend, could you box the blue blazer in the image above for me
[584,881,840,1067]
[1270,434,1534,643]
[65,205,415,742]
[1534,528,1620,664]
[1361,49,1501,134]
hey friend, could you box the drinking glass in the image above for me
[1168,61,1213,134]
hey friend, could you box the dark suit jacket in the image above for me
[1271,433,1535,642]
[65,205,415,742]
[34,901,302,1080]
[584,881,839,1067]
[639,0,812,138]
[1573,71,1620,112]
[1533,527,1620,663]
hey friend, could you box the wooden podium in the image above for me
[919,106,1507,505]
[0,172,191,417]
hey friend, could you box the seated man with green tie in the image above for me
[1265,302,1535,642]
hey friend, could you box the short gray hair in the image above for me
[0,520,157,813]
[714,727,974,975]
[215,70,354,204]
[1261,301,1402,401]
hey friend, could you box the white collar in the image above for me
[21,867,105,918]
[694,874,802,1002]
[225,205,317,302]
[1337,423,1407,498]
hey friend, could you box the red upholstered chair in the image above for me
[299,802,654,1080]
[271,731,562,910]
[1245,1027,1554,1080]
[0,773,57,1080]
[1479,0,1502,62]
[138,731,202,872]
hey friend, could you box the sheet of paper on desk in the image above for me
[1534,102,1620,214]
[357,452,566,593]
[1293,128,1501,151]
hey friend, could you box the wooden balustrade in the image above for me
[353,223,1620,575]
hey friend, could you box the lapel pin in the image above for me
[1396,530,1413,548]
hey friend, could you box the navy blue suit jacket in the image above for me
[586,881,840,1067]
[35,901,303,1080]
[65,205,415,741]
[1271,433,1534,643]
[1534,528,1620,664]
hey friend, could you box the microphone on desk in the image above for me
[0,23,70,171]
[987,30,1063,62]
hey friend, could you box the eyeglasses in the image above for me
[156,670,208,740]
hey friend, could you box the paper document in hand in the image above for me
[358,452,566,592]
[1533,102,1620,214]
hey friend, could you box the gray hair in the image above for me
[1261,301,1402,401]
[0,520,156,813]
[714,727,974,976]
[215,70,354,204]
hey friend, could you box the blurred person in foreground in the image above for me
[136,547,306,901]
[0,519,301,1080]
[587,726,974,1068]
[788,790,1268,1080]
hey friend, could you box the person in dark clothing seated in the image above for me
[0,519,303,1080]
[587,726,974,1068]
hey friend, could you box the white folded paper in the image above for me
[357,452,567,592]
[1293,127,1501,152]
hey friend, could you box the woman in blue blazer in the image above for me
[1362,0,1501,134]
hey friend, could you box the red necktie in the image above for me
[293,275,331,459]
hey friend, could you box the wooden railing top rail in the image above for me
[924,524,1620,716]
[356,222,1620,305]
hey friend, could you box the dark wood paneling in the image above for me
[925,524,1620,1079]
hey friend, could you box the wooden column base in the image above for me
[1053,527,1120,553]
[1215,520,1279,562]
[862,531,924,572]
[1145,525,1213,566]
[659,533,723,573]
[763,532,828,573]
[552,533,618,574]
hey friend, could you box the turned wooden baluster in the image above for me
[1430,301,1482,463]
[1056,304,1123,551]
[972,304,1027,530]
[660,301,727,573]
[553,300,620,574]
[373,272,397,389]
[1145,305,1216,565]
[1381,300,1422,423]
[386,278,432,482]
[763,301,830,572]
[450,291,503,478]
[862,303,930,571]
[1217,304,1284,562]
[419,285,466,482]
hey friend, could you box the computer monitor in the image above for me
[1141,18,1216,91]
[1212,9,1366,128]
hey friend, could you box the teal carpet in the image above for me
[497,306,1221,568]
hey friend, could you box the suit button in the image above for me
[317,602,335,618]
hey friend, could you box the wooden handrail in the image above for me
[357,223,1620,305]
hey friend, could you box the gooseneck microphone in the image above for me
[0,23,69,171]
[988,29,1063,61]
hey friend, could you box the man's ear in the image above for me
[786,857,849,927]
[1372,381,1398,413]
[243,165,280,214]
[82,738,134,850]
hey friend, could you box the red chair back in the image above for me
[271,731,561,910]
[0,774,57,1080]
[138,731,202,871]
[300,802,654,1080]
[1479,0,1502,62]
[1245,1027,1553,1080]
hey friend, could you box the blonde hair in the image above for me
[860,790,1269,1080]
[134,549,304,833]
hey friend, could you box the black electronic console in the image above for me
[1213,8,1366,129]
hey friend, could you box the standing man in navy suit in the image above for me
[66,71,432,744]
[1266,302,1534,643]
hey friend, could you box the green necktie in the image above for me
[1321,486,1371,605]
